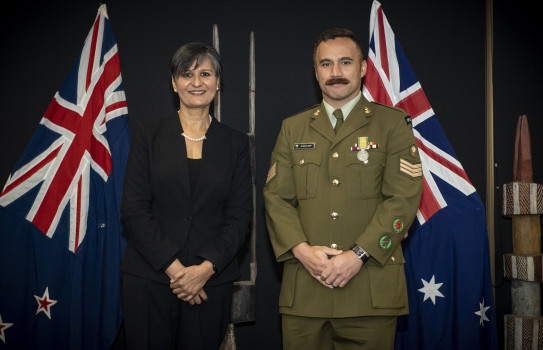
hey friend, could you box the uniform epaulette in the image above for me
[287,104,321,119]
[370,101,406,114]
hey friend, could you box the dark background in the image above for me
[1,0,541,349]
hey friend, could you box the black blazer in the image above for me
[120,113,253,286]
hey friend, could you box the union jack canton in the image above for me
[0,5,128,253]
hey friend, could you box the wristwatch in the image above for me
[350,244,370,264]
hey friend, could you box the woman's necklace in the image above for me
[181,133,206,142]
[181,115,212,142]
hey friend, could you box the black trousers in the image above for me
[121,274,232,350]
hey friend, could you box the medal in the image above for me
[357,149,369,163]
[351,137,378,164]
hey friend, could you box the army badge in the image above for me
[379,235,392,251]
[392,219,404,233]
[410,144,418,157]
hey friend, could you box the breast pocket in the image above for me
[290,151,322,199]
[345,150,385,199]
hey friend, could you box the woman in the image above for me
[120,43,252,349]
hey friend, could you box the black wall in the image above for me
[1,1,541,349]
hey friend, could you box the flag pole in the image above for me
[213,24,221,122]
[485,0,496,296]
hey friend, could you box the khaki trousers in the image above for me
[282,314,397,350]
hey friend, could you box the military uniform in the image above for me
[264,95,423,319]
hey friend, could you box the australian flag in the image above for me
[0,5,129,349]
[362,1,498,349]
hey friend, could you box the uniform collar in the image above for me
[323,91,362,128]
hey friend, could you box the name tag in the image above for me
[294,143,316,150]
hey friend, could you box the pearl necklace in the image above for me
[181,133,206,142]
[181,115,212,142]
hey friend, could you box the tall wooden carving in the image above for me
[502,115,543,349]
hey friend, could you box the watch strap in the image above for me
[350,244,370,264]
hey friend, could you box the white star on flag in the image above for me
[475,298,491,327]
[34,287,57,319]
[418,275,445,305]
[0,314,14,343]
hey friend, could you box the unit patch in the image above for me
[379,235,392,250]
[266,162,277,184]
[393,219,404,233]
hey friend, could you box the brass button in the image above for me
[331,243,338,249]
[332,179,340,187]
[391,256,396,262]
[331,212,339,219]
[299,159,305,165]
[332,152,339,158]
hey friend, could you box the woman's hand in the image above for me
[169,260,215,304]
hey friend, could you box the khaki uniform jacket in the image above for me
[264,95,423,318]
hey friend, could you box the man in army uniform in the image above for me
[263,28,423,349]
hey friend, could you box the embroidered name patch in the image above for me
[294,143,316,150]
[400,158,422,178]
[266,163,277,184]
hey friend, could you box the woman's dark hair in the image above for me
[170,42,222,80]
[313,28,364,63]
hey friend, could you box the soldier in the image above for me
[263,28,423,349]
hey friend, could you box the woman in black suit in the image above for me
[120,42,252,349]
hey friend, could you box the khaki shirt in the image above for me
[264,95,423,317]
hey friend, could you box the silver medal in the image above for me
[357,149,369,164]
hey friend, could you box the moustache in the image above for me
[325,78,350,85]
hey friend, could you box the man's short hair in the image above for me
[313,28,365,63]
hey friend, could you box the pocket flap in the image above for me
[291,151,322,167]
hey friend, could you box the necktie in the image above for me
[333,109,344,134]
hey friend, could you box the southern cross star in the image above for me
[418,275,445,305]
[34,287,57,320]
[475,298,491,326]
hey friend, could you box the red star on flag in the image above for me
[0,313,14,343]
[34,287,57,319]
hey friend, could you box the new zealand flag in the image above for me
[0,5,129,349]
[362,1,498,349]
